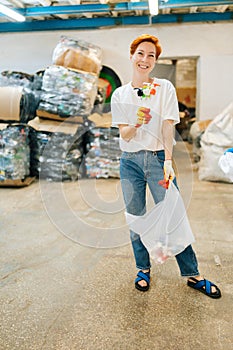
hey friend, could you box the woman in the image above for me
[111,34,221,298]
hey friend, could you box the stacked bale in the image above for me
[0,71,42,124]
[0,125,30,183]
[85,127,121,179]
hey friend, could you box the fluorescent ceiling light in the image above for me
[148,0,159,16]
[0,4,26,22]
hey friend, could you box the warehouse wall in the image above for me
[0,22,233,120]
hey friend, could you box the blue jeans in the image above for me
[120,150,199,277]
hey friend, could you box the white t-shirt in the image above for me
[111,78,180,152]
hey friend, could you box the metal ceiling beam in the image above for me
[159,0,233,8]
[0,11,232,32]
[1,1,233,18]
[11,3,146,17]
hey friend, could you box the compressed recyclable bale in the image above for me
[38,66,98,117]
[52,35,102,75]
[0,124,30,182]
[0,71,42,123]
[28,117,87,181]
[85,127,121,179]
[38,132,85,182]
[0,70,42,91]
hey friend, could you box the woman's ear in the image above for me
[130,54,136,62]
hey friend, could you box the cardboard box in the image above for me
[0,177,36,187]
[36,109,84,124]
[176,87,196,108]
[88,112,112,128]
[28,117,81,135]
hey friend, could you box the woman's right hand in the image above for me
[118,124,137,142]
[135,107,152,128]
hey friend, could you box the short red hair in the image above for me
[130,34,162,60]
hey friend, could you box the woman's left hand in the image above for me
[164,160,175,181]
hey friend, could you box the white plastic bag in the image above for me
[198,143,232,182]
[125,182,195,264]
[218,148,233,182]
[198,102,233,183]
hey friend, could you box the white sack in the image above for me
[198,143,233,183]
[201,102,233,147]
[199,102,233,183]
[218,150,233,182]
[125,182,195,264]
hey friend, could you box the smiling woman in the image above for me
[131,42,156,74]
[110,33,221,298]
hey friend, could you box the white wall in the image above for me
[197,55,233,119]
[0,22,233,120]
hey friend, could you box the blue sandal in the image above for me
[187,277,221,299]
[135,270,150,292]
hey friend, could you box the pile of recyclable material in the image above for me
[0,71,42,123]
[52,35,102,75]
[29,126,87,181]
[85,127,121,178]
[0,125,30,181]
[0,71,42,91]
[29,128,49,178]
[38,66,98,117]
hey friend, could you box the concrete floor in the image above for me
[0,142,232,350]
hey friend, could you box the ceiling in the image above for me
[0,0,233,32]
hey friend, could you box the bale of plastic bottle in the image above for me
[29,125,88,181]
[38,65,98,118]
[0,71,42,123]
[0,125,30,181]
[52,35,102,75]
[85,127,121,178]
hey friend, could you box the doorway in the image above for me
[152,58,197,140]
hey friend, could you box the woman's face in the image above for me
[131,41,156,75]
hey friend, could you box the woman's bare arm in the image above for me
[162,119,174,160]
[118,124,137,142]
